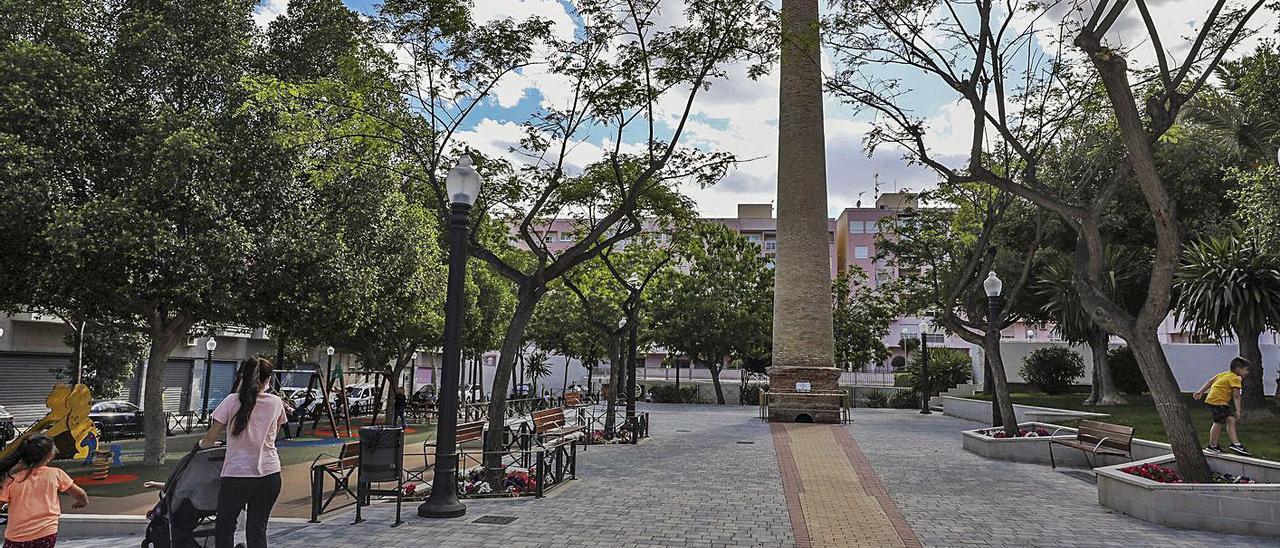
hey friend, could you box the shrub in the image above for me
[893,373,911,387]
[648,384,702,403]
[1108,346,1148,395]
[1019,347,1085,395]
[888,389,918,409]
[740,384,770,405]
[901,347,972,395]
[863,390,890,408]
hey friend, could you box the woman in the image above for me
[199,358,288,548]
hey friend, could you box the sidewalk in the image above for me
[56,405,1280,547]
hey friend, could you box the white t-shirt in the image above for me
[212,392,288,478]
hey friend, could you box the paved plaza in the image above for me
[61,405,1277,547]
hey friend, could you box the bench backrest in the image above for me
[564,392,582,407]
[457,421,484,444]
[532,407,567,433]
[1077,420,1134,451]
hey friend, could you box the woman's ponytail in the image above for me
[230,358,274,437]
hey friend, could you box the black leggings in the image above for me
[215,473,282,548]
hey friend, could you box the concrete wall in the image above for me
[973,340,1280,393]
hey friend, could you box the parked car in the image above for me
[411,386,437,408]
[0,403,14,451]
[345,383,377,415]
[89,400,145,441]
[280,387,325,418]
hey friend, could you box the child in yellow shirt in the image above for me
[1193,357,1252,456]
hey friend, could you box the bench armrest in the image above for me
[1048,426,1071,438]
[1091,437,1112,454]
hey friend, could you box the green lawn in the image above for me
[969,392,1280,461]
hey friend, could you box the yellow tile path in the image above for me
[772,423,920,548]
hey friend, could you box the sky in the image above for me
[254,0,1278,218]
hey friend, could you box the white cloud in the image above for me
[254,0,289,28]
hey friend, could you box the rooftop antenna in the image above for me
[873,173,880,198]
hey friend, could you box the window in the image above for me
[560,232,576,242]
[925,333,944,345]
[866,220,880,234]
[544,231,558,241]
[764,240,777,252]
[849,220,865,234]
[747,234,761,243]
[854,246,869,259]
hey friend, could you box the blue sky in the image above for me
[254,0,1277,217]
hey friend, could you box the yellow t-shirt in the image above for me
[1205,371,1242,406]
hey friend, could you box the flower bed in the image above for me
[988,426,1051,438]
[1120,462,1256,484]
[960,422,1090,466]
[1097,453,1280,537]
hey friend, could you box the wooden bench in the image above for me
[309,441,360,522]
[531,407,585,447]
[1048,420,1134,469]
[563,391,586,408]
[405,421,485,484]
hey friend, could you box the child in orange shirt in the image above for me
[0,434,89,547]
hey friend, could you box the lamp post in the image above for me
[201,336,218,421]
[918,324,932,415]
[983,271,1003,427]
[325,346,335,393]
[419,155,481,519]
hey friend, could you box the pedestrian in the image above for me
[0,433,89,548]
[1193,356,1253,456]
[393,387,408,427]
[198,357,288,548]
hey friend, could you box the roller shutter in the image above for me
[202,360,239,413]
[0,353,71,425]
[162,359,194,413]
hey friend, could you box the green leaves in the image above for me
[1173,229,1280,338]
[832,267,902,370]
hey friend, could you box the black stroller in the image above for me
[142,446,225,548]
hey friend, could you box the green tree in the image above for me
[826,0,1267,482]
[832,267,901,371]
[1036,249,1144,405]
[649,223,773,404]
[1174,231,1280,417]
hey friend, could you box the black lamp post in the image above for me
[419,155,481,519]
[983,271,1003,427]
[201,336,217,421]
[918,325,931,415]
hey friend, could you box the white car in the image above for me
[345,383,377,415]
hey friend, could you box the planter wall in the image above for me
[941,396,1108,424]
[961,422,1179,468]
[1096,453,1280,537]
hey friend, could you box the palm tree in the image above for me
[1181,66,1280,164]
[1037,249,1143,405]
[1174,231,1280,417]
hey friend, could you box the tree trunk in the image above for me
[983,331,1020,437]
[709,362,725,404]
[275,332,286,370]
[1235,324,1270,420]
[1084,328,1126,406]
[586,365,594,399]
[482,285,540,482]
[1127,334,1211,481]
[604,336,622,433]
[142,309,194,466]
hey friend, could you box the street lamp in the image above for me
[201,336,217,421]
[983,271,1003,427]
[419,155,480,519]
[1026,329,1037,341]
[918,324,932,415]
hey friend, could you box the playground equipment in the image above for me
[0,383,98,462]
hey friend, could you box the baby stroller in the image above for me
[142,446,225,548]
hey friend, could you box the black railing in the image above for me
[578,409,649,445]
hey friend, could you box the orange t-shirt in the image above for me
[0,466,76,541]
